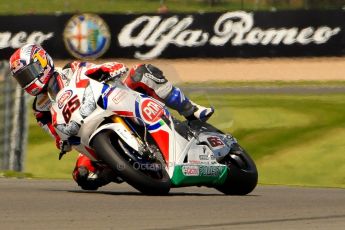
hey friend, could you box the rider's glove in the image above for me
[85,62,128,82]
[100,62,128,78]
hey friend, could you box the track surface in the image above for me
[1,179,344,230]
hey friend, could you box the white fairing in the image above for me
[51,66,234,177]
[89,123,139,151]
[51,67,142,160]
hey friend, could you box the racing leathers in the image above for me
[33,61,214,190]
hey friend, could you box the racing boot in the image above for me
[72,154,123,190]
[164,87,214,122]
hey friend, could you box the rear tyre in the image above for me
[216,143,258,195]
[186,120,258,195]
[91,130,171,195]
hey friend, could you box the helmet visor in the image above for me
[13,61,43,88]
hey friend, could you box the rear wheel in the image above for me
[186,120,258,195]
[216,143,258,195]
[91,130,170,195]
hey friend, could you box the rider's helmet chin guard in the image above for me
[9,44,54,96]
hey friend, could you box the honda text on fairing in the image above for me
[50,66,258,195]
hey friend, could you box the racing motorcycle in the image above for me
[49,68,258,195]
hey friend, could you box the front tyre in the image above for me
[91,130,170,195]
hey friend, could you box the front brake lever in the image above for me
[58,137,80,160]
[59,150,66,160]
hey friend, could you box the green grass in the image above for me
[0,170,33,178]
[23,83,345,188]
[0,0,337,15]
[259,128,345,187]
[0,0,253,14]
[201,93,345,188]
[25,105,79,178]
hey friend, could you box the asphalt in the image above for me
[0,178,344,230]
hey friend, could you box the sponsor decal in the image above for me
[207,136,224,148]
[182,165,199,176]
[10,59,24,73]
[102,87,114,98]
[58,90,73,109]
[63,14,111,59]
[143,72,166,83]
[140,98,164,123]
[112,90,127,104]
[118,11,341,59]
[199,166,222,177]
[33,51,47,68]
[0,31,54,49]
[25,80,44,96]
[199,155,210,161]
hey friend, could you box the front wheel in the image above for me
[91,130,171,195]
[216,143,258,195]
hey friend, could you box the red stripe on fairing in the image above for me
[75,68,89,88]
[70,61,82,72]
[51,108,57,126]
[150,130,169,164]
[47,123,59,139]
[56,74,64,89]
[114,111,134,117]
[76,78,90,88]
[85,146,98,160]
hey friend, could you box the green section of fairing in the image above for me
[171,164,228,187]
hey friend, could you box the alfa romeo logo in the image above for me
[63,14,111,59]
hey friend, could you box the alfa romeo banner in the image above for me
[0,10,344,60]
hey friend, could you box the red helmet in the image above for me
[9,44,54,96]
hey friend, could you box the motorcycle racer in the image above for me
[9,44,214,190]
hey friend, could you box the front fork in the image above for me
[111,115,157,160]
